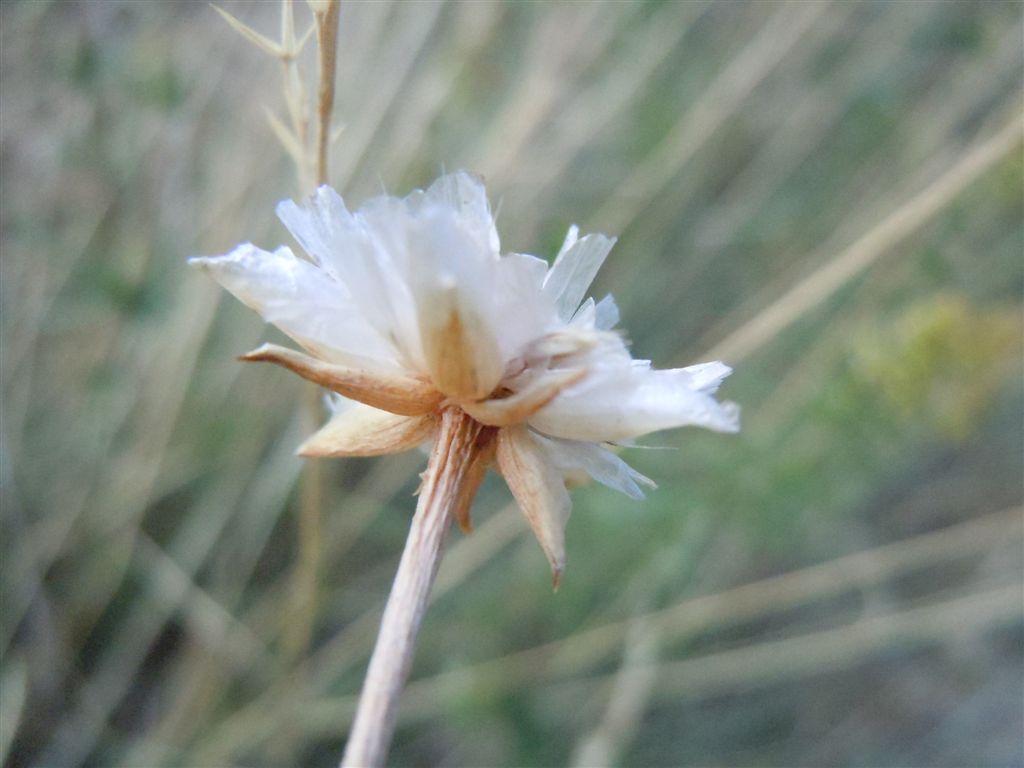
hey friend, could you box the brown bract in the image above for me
[240,344,441,416]
[242,336,587,582]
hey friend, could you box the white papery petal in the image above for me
[532,433,655,499]
[418,279,504,400]
[567,295,619,332]
[543,229,616,320]
[274,186,353,272]
[424,171,500,254]
[277,188,424,370]
[273,173,561,392]
[557,224,580,256]
[405,207,505,398]
[682,361,732,393]
[189,244,400,372]
[492,253,559,361]
[570,297,596,328]
[594,294,620,330]
[529,364,740,442]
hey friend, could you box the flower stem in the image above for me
[340,408,481,768]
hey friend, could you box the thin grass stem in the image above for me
[314,0,341,187]
[287,0,340,668]
[703,109,1023,364]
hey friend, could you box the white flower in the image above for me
[191,172,738,584]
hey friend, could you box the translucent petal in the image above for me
[424,171,500,254]
[189,244,400,372]
[557,224,580,256]
[271,175,562,387]
[528,364,740,442]
[276,188,424,370]
[594,294,620,330]
[491,253,559,361]
[570,297,596,328]
[543,229,616,320]
[681,361,732,393]
[532,433,656,499]
[275,186,354,272]
[567,294,619,333]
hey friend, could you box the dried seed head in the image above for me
[191,172,739,581]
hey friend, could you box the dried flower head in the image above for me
[191,172,738,583]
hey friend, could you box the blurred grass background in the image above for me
[1,1,1022,766]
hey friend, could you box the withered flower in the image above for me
[191,171,738,584]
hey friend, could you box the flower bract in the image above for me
[191,172,739,584]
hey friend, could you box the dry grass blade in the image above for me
[474,2,638,185]
[570,620,659,768]
[0,660,28,766]
[331,1,445,190]
[286,0,340,675]
[594,0,831,234]
[313,0,340,186]
[704,109,1023,363]
[298,582,1024,738]
[213,4,286,58]
[545,583,1023,709]
[263,104,305,165]
[292,506,1022,734]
